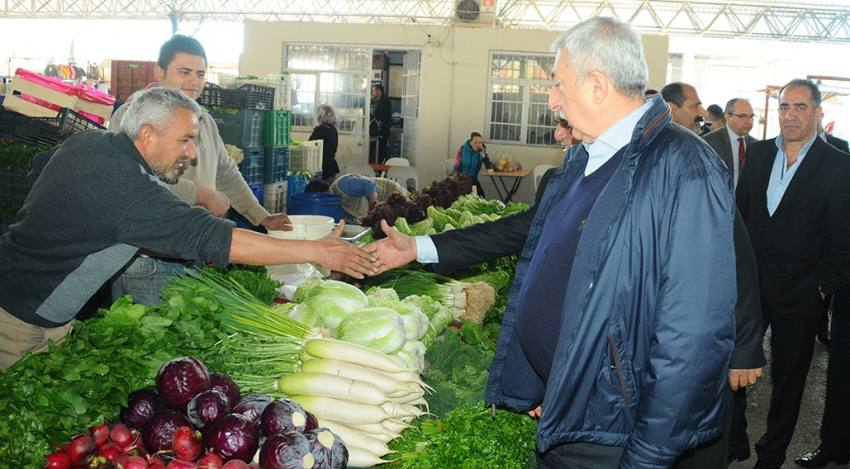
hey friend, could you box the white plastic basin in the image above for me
[267,215,335,241]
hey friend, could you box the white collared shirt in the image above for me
[582,99,653,176]
[767,132,818,216]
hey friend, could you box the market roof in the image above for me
[3,0,850,43]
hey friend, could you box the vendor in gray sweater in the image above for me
[0,87,380,369]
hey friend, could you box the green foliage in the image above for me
[0,296,226,468]
[202,264,282,305]
[387,402,538,469]
[421,329,494,418]
[0,141,53,174]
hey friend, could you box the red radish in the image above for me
[221,460,249,469]
[166,459,195,469]
[196,453,224,469]
[66,434,97,464]
[89,421,110,447]
[110,423,136,448]
[148,455,167,466]
[116,455,149,469]
[44,449,71,469]
[172,426,204,461]
[150,462,167,469]
[97,442,122,461]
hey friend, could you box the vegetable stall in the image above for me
[0,171,538,469]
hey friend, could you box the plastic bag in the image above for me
[266,263,331,301]
[354,116,366,147]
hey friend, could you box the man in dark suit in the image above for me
[703,98,759,186]
[736,78,850,469]
[663,84,766,469]
[794,118,850,469]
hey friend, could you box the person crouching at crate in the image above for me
[107,34,293,306]
[309,104,340,183]
[306,175,407,222]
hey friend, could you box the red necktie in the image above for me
[738,137,745,168]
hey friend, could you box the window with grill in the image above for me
[486,52,559,146]
[284,45,370,133]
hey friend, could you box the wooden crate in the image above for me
[110,60,157,103]
[4,78,113,121]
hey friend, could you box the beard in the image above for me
[155,156,194,184]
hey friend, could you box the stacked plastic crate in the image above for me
[199,82,275,229]
[260,76,292,215]
[287,140,323,202]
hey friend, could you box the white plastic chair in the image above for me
[384,157,410,167]
[444,159,456,176]
[533,164,555,191]
[344,162,377,177]
[386,166,420,192]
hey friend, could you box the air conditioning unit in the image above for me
[453,0,496,27]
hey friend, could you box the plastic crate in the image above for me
[263,147,289,184]
[287,173,310,200]
[198,83,275,110]
[232,75,291,110]
[237,147,264,185]
[248,182,264,207]
[289,140,323,173]
[263,180,288,214]
[210,109,265,147]
[262,110,291,148]
[0,107,104,145]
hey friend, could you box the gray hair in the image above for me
[551,16,648,98]
[120,87,203,141]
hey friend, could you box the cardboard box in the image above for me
[372,53,389,70]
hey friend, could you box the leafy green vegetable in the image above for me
[294,279,369,330]
[202,264,282,305]
[386,402,538,469]
[335,307,407,354]
[420,329,494,418]
[0,297,226,468]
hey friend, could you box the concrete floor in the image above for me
[728,329,846,469]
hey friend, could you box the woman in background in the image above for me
[454,131,494,198]
[309,104,340,182]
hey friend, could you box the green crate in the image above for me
[262,110,291,148]
[210,109,265,147]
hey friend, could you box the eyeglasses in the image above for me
[729,113,757,120]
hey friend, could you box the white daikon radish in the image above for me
[289,395,390,424]
[305,338,409,373]
[346,446,394,467]
[300,358,418,395]
[278,372,389,405]
[316,419,395,456]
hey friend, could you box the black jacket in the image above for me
[737,135,850,312]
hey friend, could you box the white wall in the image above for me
[241,21,669,205]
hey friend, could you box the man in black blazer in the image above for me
[794,120,850,468]
[703,98,759,186]
[736,79,850,469]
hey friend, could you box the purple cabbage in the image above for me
[260,399,310,436]
[231,393,272,427]
[141,410,191,452]
[120,388,163,429]
[259,430,315,469]
[305,428,348,469]
[187,389,232,429]
[206,413,260,463]
[155,356,211,409]
[210,372,241,407]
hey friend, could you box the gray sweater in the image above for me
[0,130,235,327]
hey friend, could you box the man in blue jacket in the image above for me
[369,16,736,468]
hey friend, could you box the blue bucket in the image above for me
[287,193,344,222]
